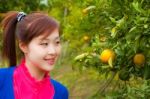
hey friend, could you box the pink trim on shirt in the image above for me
[13,59,55,99]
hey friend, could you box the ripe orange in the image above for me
[133,53,145,66]
[100,49,115,63]
[83,35,90,42]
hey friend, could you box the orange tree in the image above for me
[48,0,150,86]
[74,0,150,78]
[72,0,150,97]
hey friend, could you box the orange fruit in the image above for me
[118,69,130,81]
[82,9,88,14]
[99,36,106,42]
[100,49,115,63]
[83,35,90,42]
[133,53,145,66]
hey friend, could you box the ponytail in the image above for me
[1,11,18,67]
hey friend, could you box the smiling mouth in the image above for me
[45,59,55,65]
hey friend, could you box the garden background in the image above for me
[0,0,150,99]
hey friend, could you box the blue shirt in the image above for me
[0,67,69,99]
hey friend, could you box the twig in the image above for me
[91,71,116,98]
[100,71,117,94]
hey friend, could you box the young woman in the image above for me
[0,11,68,99]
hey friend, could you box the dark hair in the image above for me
[1,11,59,67]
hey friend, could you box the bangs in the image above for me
[26,15,60,43]
[34,16,59,37]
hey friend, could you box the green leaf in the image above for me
[108,57,113,68]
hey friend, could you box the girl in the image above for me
[0,11,68,99]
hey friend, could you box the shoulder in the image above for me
[50,79,69,94]
[0,68,7,87]
[50,79,69,99]
[0,67,16,98]
[0,67,13,79]
[0,67,16,75]
[0,67,16,88]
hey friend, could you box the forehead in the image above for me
[35,28,60,40]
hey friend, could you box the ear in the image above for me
[19,41,28,54]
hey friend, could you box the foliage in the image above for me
[105,80,150,99]
[72,0,150,97]
[74,0,150,79]
[0,0,48,13]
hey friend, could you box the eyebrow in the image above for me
[40,36,60,41]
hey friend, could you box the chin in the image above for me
[45,65,55,72]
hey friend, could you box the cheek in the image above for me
[28,46,45,58]
[57,46,61,56]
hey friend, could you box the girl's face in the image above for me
[21,28,61,72]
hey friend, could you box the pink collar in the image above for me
[21,59,49,85]
[13,59,55,99]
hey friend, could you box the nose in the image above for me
[47,45,56,55]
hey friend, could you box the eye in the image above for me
[56,40,60,45]
[40,42,48,46]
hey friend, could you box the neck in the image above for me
[25,60,46,81]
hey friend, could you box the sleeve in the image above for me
[62,86,69,99]
[51,79,69,99]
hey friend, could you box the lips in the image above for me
[45,58,55,65]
